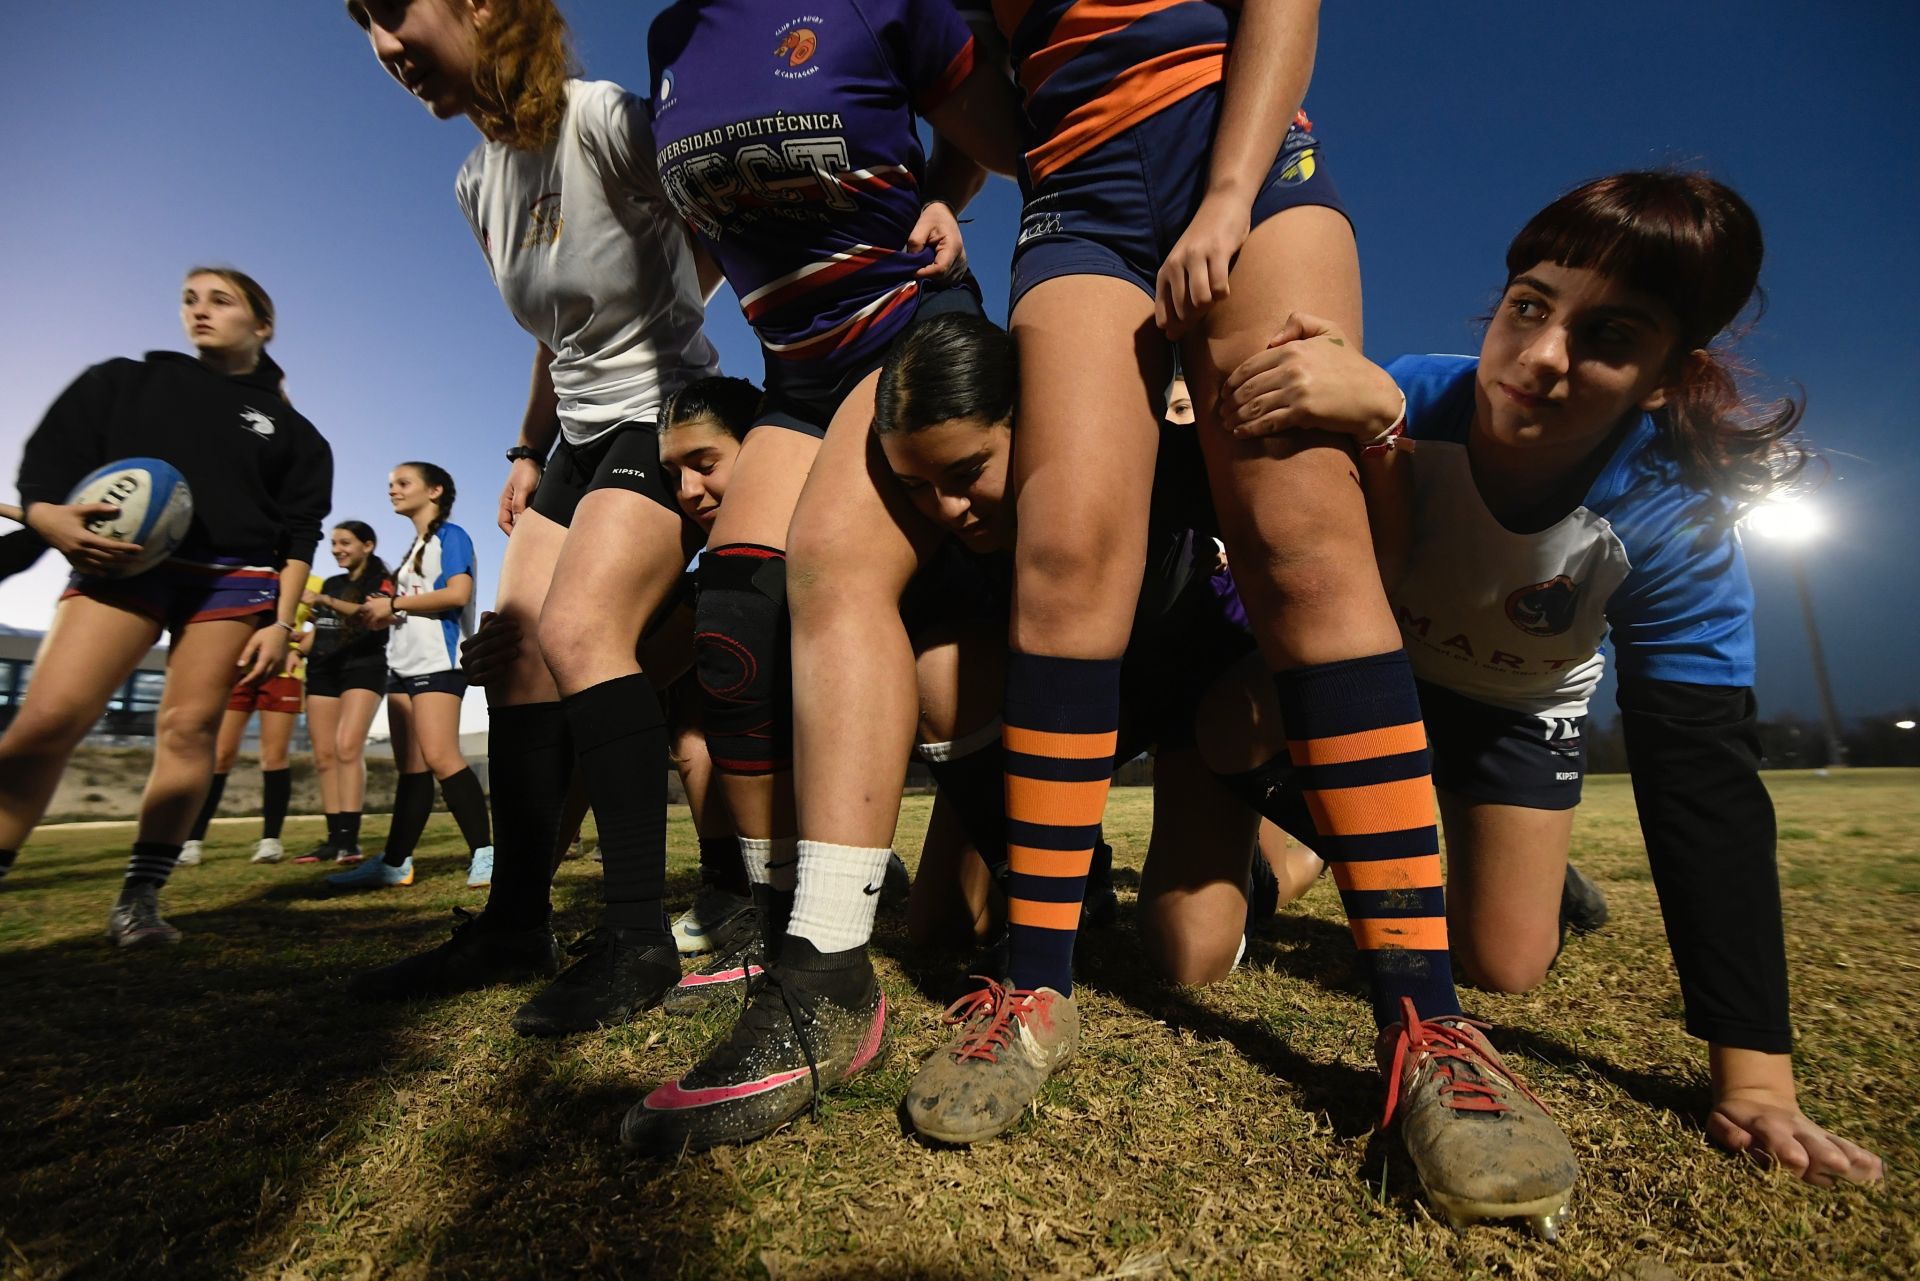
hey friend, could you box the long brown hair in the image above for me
[1505,171,1811,511]
[469,0,576,150]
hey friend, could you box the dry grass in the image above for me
[2,771,1914,1279]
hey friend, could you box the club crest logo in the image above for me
[1505,575,1579,637]
[659,69,675,104]
[520,193,563,249]
[773,17,824,78]
[238,407,276,438]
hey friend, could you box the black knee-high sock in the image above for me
[438,767,491,852]
[324,812,344,847]
[481,702,572,931]
[699,836,749,896]
[189,773,228,842]
[564,674,670,940]
[339,810,363,852]
[261,768,291,840]
[383,772,435,867]
[124,840,183,890]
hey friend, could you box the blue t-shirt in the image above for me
[1385,354,1754,716]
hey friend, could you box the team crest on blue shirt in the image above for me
[1505,575,1579,637]
[773,17,824,78]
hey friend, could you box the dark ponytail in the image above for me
[1504,171,1811,513]
[397,462,457,576]
[873,312,1018,436]
[662,376,763,441]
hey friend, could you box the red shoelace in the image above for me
[1379,996,1547,1129]
[940,978,1049,1064]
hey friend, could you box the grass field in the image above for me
[2,771,1914,1279]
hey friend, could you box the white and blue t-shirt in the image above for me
[386,521,478,678]
[1386,354,1755,719]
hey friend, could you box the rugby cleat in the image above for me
[293,841,335,865]
[671,880,756,956]
[663,933,768,1015]
[904,979,1080,1145]
[621,936,888,1154]
[108,884,181,948]
[511,927,681,1037]
[1560,864,1609,935]
[327,855,413,889]
[175,840,204,868]
[1082,841,1118,930]
[348,907,561,1002]
[466,845,494,888]
[1378,998,1578,1240]
[251,837,285,864]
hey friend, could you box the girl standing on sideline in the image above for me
[340,0,721,1036]
[299,521,395,864]
[620,0,1025,1153]
[0,267,331,945]
[330,463,489,889]
[178,602,313,868]
[1215,170,1883,1191]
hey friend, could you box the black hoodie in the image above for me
[16,350,333,566]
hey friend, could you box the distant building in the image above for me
[0,625,168,738]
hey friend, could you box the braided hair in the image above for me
[397,462,457,576]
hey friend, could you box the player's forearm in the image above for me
[518,344,562,453]
[275,562,312,628]
[1205,0,1318,204]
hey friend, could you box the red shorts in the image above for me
[229,673,304,716]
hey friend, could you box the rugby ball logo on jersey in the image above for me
[1505,575,1580,637]
[772,17,824,78]
[239,406,276,438]
[66,457,194,579]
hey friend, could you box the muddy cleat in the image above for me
[511,927,681,1037]
[664,933,767,1015]
[349,908,561,1002]
[904,979,1080,1145]
[671,879,756,956]
[1378,997,1578,1239]
[621,936,888,1154]
[1560,864,1609,935]
[108,884,181,948]
[176,840,204,868]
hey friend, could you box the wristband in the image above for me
[271,619,295,634]
[1361,391,1408,457]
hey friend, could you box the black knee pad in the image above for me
[695,543,792,775]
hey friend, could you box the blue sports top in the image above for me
[648,0,977,399]
[1385,354,1755,717]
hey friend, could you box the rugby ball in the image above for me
[66,457,194,578]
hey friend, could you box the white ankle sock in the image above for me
[787,840,893,954]
[739,836,799,894]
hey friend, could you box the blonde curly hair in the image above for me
[470,0,576,151]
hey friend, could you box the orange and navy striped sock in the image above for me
[1274,651,1460,1027]
[1003,652,1121,996]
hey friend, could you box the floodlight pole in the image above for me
[1787,547,1848,767]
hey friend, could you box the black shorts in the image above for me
[1418,680,1588,811]
[387,669,467,698]
[530,421,678,526]
[899,542,1010,640]
[306,656,386,699]
[1118,532,1257,757]
[755,285,985,439]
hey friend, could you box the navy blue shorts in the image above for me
[388,669,466,698]
[755,284,985,439]
[1418,680,1588,811]
[1010,91,1347,312]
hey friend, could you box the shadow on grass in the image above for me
[1486,1024,1710,1123]
[0,873,732,1279]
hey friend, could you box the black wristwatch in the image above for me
[506,445,547,467]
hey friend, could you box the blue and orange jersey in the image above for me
[649,0,977,398]
[994,0,1305,185]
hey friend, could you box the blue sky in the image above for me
[1,1,1915,723]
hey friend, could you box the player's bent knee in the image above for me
[1455,944,1551,995]
[695,544,791,776]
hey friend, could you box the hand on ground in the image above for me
[1708,1088,1884,1187]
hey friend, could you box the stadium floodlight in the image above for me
[1744,495,1825,544]
[1898,720,1917,731]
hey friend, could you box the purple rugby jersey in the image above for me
[649,0,977,399]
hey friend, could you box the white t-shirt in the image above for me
[386,522,479,678]
[455,79,721,445]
